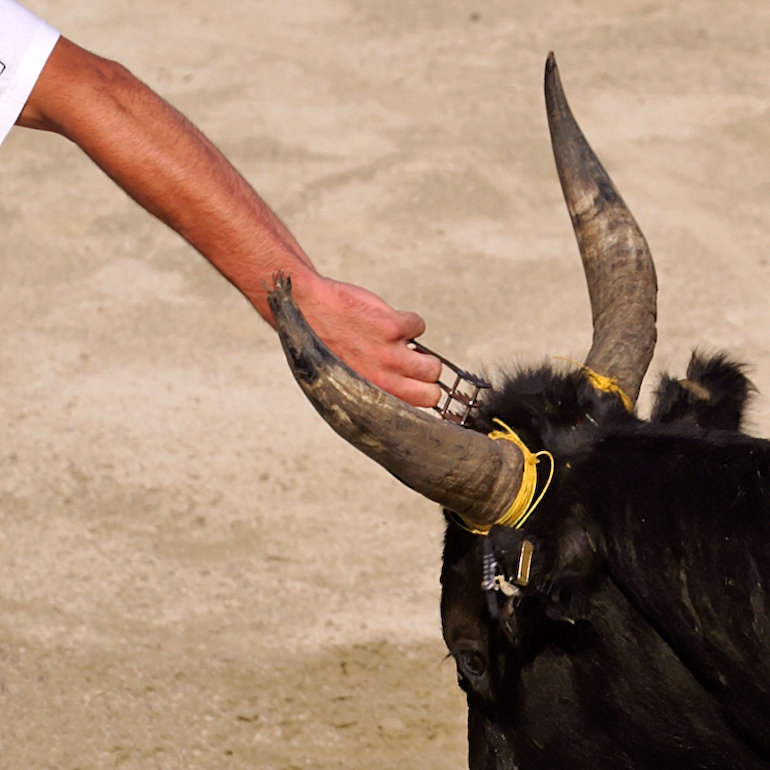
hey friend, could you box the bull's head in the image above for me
[267,55,769,769]
[267,53,657,529]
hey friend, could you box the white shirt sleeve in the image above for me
[0,0,60,145]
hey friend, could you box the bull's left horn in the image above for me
[268,274,524,526]
[546,52,657,404]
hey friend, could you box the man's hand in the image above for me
[286,271,442,408]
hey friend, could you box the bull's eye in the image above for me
[466,651,487,676]
[457,649,487,679]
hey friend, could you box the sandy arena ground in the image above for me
[3,1,770,768]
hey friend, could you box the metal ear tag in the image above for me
[515,540,534,587]
[410,340,491,426]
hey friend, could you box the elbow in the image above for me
[17,36,144,138]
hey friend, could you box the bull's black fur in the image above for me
[441,353,770,769]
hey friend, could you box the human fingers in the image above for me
[375,372,442,409]
[392,308,427,341]
[394,340,443,384]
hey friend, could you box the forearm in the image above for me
[17,36,441,406]
[18,36,316,323]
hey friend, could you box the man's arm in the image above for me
[17,36,441,407]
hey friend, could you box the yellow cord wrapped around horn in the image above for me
[555,357,634,412]
[582,368,633,412]
[451,353,633,536]
[452,419,554,536]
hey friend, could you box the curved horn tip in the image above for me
[545,52,561,89]
[544,52,569,117]
[268,270,291,296]
[266,271,298,325]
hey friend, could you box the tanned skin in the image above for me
[17,36,441,407]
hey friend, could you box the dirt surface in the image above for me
[3,1,770,768]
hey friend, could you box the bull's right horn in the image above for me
[267,274,526,528]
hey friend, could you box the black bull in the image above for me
[442,358,770,769]
[268,54,770,769]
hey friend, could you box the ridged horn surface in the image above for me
[268,274,524,526]
[546,52,657,403]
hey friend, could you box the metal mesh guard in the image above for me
[410,340,491,426]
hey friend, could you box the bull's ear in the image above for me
[485,516,601,651]
[651,353,753,432]
[484,507,602,599]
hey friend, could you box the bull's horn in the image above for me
[267,274,525,526]
[546,52,657,403]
